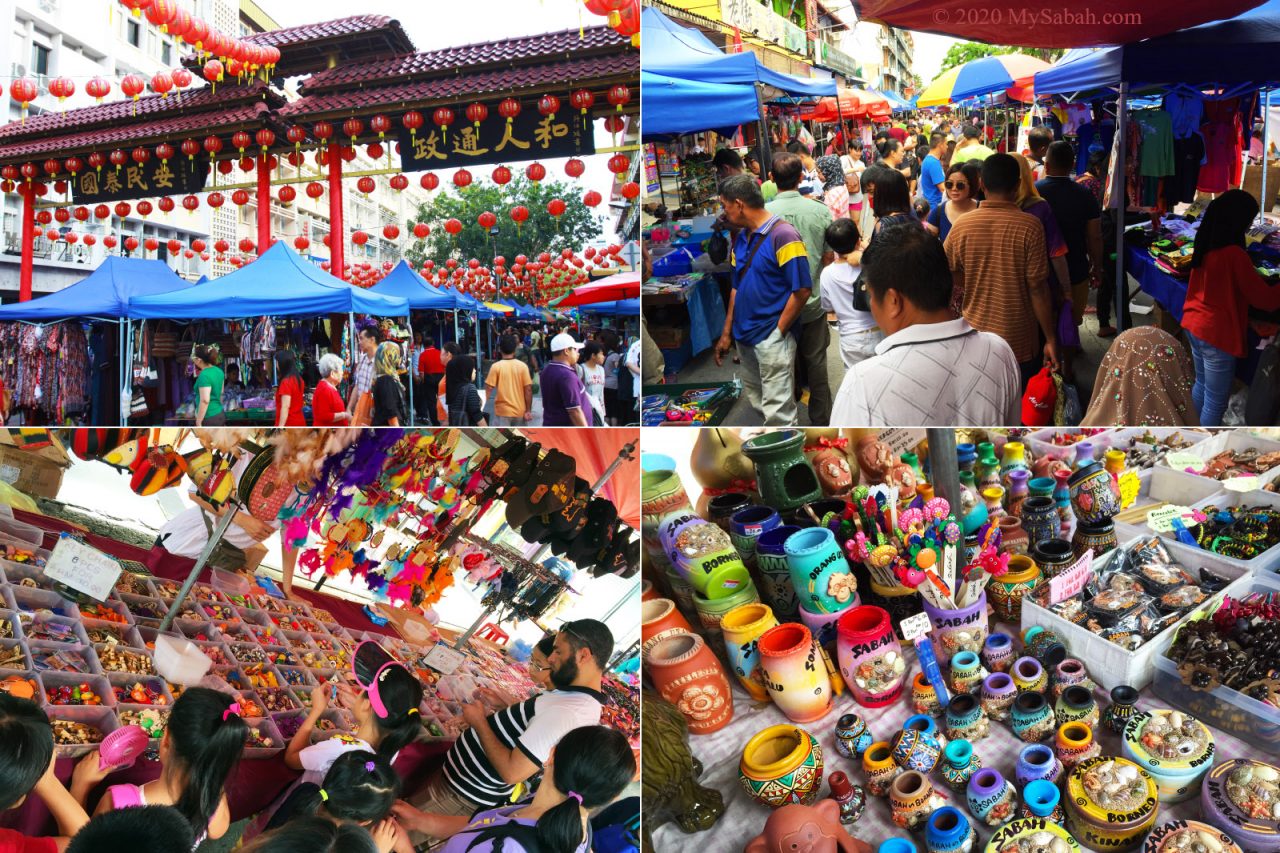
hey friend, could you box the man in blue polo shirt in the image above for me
[713,174,812,425]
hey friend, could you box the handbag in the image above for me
[1057,300,1082,349]
[129,445,185,496]
[129,387,150,420]
[238,444,294,523]
[72,429,137,462]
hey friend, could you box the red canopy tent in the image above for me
[552,271,641,308]
[801,89,892,123]
[852,0,1266,48]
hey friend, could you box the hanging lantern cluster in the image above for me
[582,0,641,47]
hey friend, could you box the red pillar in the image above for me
[256,152,272,252]
[327,142,344,281]
[19,186,34,301]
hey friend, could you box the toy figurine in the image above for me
[745,800,874,853]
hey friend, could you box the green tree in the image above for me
[939,42,1064,73]
[402,176,603,270]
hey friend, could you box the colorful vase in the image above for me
[829,771,866,825]
[739,724,824,808]
[981,672,1018,722]
[1022,626,1068,669]
[977,443,1000,489]
[699,560,757,602]
[1019,779,1064,822]
[720,602,778,703]
[998,516,1030,556]
[912,672,944,717]
[1031,538,1075,581]
[1006,469,1030,517]
[755,524,802,621]
[1051,659,1095,701]
[882,840,918,853]
[1054,685,1099,730]
[729,505,781,563]
[641,597,693,664]
[941,739,983,792]
[785,527,859,615]
[641,468,693,556]
[798,600,854,648]
[1056,722,1101,771]
[646,631,735,735]
[891,770,947,832]
[982,633,1015,674]
[863,741,903,797]
[1016,743,1064,788]
[708,493,752,532]
[836,605,907,708]
[1101,685,1140,735]
[692,572,760,636]
[1074,441,1096,469]
[891,715,944,773]
[923,591,989,667]
[967,767,1018,827]
[1011,657,1048,695]
[1000,441,1031,484]
[989,555,1042,622]
[742,430,822,513]
[1072,520,1118,561]
[926,807,976,853]
[1064,756,1159,853]
[988,820,1082,853]
[757,623,833,723]
[944,693,990,742]
[1053,468,1073,525]
[1068,461,1121,525]
[1011,691,1056,743]
[1122,709,1216,803]
[1143,821,1244,853]
[982,486,1006,521]
[957,443,977,473]
[669,519,744,596]
[663,565,698,615]
[948,650,988,696]
[1028,476,1056,500]
[1020,497,1059,550]
[1201,760,1280,853]
[834,713,873,760]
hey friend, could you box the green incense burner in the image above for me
[742,430,822,514]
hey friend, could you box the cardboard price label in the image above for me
[1117,470,1141,509]
[423,642,466,675]
[1166,452,1206,473]
[43,535,121,602]
[1146,505,1206,532]
[877,428,926,457]
[1049,550,1094,604]
[1223,476,1262,493]
[899,612,933,643]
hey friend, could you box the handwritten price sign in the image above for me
[423,642,466,675]
[1049,550,1094,605]
[43,535,121,601]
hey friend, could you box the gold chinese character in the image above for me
[153,161,174,190]
[103,171,122,194]
[78,172,99,196]
[534,115,568,149]
[412,131,447,161]
[495,121,530,153]
[451,127,490,158]
[125,166,149,192]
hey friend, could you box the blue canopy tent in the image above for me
[874,90,916,113]
[642,71,762,138]
[369,260,454,311]
[581,298,640,317]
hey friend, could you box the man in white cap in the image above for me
[539,332,592,426]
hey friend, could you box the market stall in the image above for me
[641,427,1280,853]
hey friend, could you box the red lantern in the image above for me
[569,88,595,121]
[537,94,561,120]
[620,181,640,200]
[239,237,255,254]
[103,235,118,250]
[370,115,391,139]
[306,182,324,200]
[183,194,200,213]
[351,231,368,246]
[433,107,455,143]
[150,71,173,97]
[565,158,586,178]
[93,204,110,220]
[465,102,488,128]
[53,208,70,223]
[547,198,567,218]
[203,59,224,87]
[255,128,275,152]
[42,159,60,177]
[420,173,439,191]
[130,147,150,166]
[158,197,175,213]
[509,205,529,232]
[607,84,632,111]
[124,236,139,253]
[366,142,384,160]
[203,136,223,158]
[482,167,510,188]
[382,224,400,241]
[525,162,547,182]
[498,97,521,126]
[389,174,409,192]
[192,239,206,253]
[155,143,175,163]
[402,110,425,139]
[278,186,296,204]
[226,58,244,78]
[294,236,310,252]
[342,118,364,144]
[231,131,252,155]
[85,77,111,104]
[357,176,376,195]
[413,223,430,239]
[187,17,209,50]
[313,121,334,142]
[72,206,89,222]
[179,139,200,164]
[136,201,153,217]
[478,211,497,230]
[231,189,250,206]
[172,67,193,93]
[48,77,75,102]
[607,153,631,175]
[145,0,176,30]
[120,74,145,101]
[206,192,225,209]
[444,218,463,236]
[83,235,96,247]
[613,0,640,38]
[453,169,472,189]
[10,78,37,113]
[86,153,105,174]
[214,239,229,254]
[603,115,626,141]
[166,239,182,254]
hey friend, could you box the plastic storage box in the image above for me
[1027,428,1115,463]
[1157,430,1280,490]
[1136,490,1280,576]
[1113,465,1227,543]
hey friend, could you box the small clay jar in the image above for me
[1068,460,1121,525]
[646,631,735,735]
[1018,779,1065,822]
[940,738,983,792]
[988,555,1042,623]
[980,672,1018,722]
[1021,626,1068,669]
[1051,658,1095,701]
[641,597,694,664]
[1020,496,1059,550]
[981,633,1015,674]
[834,713,873,760]
[1101,684,1140,735]
[739,723,825,809]
[966,767,1018,827]
[755,524,803,620]
[1056,721,1101,771]
[944,693,990,742]
[828,771,866,826]
[890,770,946,833]
[837,605,907,708]
[1072,519,1118,562]
[1016,743,1064,788]
[708,493,752,532]
[998,515,1030,556]
[757,623,833,724]
[1054,684,1099,730]
[948,650,988,696]
[1201,760,1280,853]
[925,807,976,853]
[863,740,903,797]
[891,714,943,774]
[729,505,782,563]
[1064,756,1159,853]
[720,602,778,703]
[1011,691,1056,743]
[1031,537,1075,580]
[912,672,943,717]
[1011,657,1048,694]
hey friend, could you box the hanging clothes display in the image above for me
[1199,97,1245,194]
[1,323,90,423]
[1163,90,1208,207]
[1133,108,1175,207]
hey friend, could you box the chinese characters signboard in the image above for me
[396,106,595,172]
[71,155,210,204]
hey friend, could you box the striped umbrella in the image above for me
[917,54,1051,107]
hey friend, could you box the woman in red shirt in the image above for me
[310,353,350,428]
[1183,190,1280,425]
[273,351,307,428]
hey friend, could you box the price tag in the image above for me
[877,428,926,457]
[1049,550,1094,604]
[1146,505,1205,532]
[1223,476,1262,493]
[423,642,466,675]
[899,612,933,643]
[43,535,121,602]
[1118,470,1141,509]
[1166,452,1206,473]
[941,543,957,599]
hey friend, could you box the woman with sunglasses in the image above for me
[924,161,981,243]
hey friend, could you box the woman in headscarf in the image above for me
[370,341,406,427]
[1080,327,1199,426]
[444,353,486,426]
[816,155,850,220]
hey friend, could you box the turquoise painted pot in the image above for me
[784,526,858,615]
[1011,692,1056,743]
[944,693,990,742]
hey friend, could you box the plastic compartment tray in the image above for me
[260,646,302,669]
[0,637,31,672]
[1021,536,1250,692]
[2,561,56,592]
[1136,490,1280,575]
[175,620,219,642]
[191,640,235,668]
[29,640,100,676]
[39,671,115,708]
[274,665,315,688]
[281,630,318,652]
[105,673,174,707]
[116,593,170,623]
[93,643,156,676]
[1027,428,1115,462]
[256,687,302,715]
[12,586,77,619]
[82,620,145,649]
[1158,430,1280,488]
[75,599,133,626]
[308,709,358,744]
[1113,465,1229,542]
[21,613,89,647]
[243,717,284,757]
[0,608,25,641]
[1152,570,1280,755]
[196,599,240,624]
[229,642,270,667]
[0,516,43,547]
[48,705,119,757]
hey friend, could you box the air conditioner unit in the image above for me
[10,63,27,78]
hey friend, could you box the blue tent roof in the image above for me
[582,298,640,316]
[0,256,193,321]
[641,8,836,98]
[875,90,916,111]
[370,260,455,310]
[497,300,542,320]
[129,241,410,319]
[642,71,761,138]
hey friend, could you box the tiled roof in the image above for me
[280,52,637,117]
[241,14,413,52]
[184,16,415,79]
[300,25,629,93]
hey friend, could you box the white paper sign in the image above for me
[1223,476,1262,493]
[43,536,121,602]
[423,642,466,675]
[1146,505,1205,532]
[877,429,927,457]
[1049,550,1094,604]
[899,612,933,643]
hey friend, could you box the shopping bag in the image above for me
[351,392,373,428]
[1057,300,1082,349]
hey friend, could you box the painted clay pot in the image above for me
[812,446,855,497]
[967,767,1018,827]
[891,714,944,774]
[981,672,1018,722]
[669,519,743,596]
[742,430,822,513]
[1101,685,1139,735]
[641,598,693,664]
[1021,497,1060,550]
[1064,756,1158,853]
[926,807,977,853]
[708,493,752,532]
[701,560,757,602]
[1072,520,1118,561]
[641,468,693,554]
[1016,743,1064,788]
[641,579,656,601]
[829,771,867,826]
[941,739,983,792]
[1068,461,1121,525]
[757,622,833,723]
[755,525,802,621]
[948,651,988,696]
[1031,538,1076,580]
[944,693,990,742]
[799,600,855,649]
[985,819,1082,853]
[1012,657,1048,695]
[863,741,903,798]
[1051,658,1095,701]
[834,713,873,760]
[1006,469,1030,518]
[1019,779,1064,822]
[692,572,760,636]
[890,770,947,833]
[739,723,825,808]
[1053,468,1073,524]
[646,631,735,735]
[983,486,1007,521]
[1122,710,1216,804]
[1011,691,1056,743]
[1029,476,1056,500]
[988,556,1042,623]
[663,565,698,615]
[1056,722,1101,771]
[854,435,896,485]
[923,591,988,667]
[957,442,977,472]
[999,516,1030,556]
[982,633,1015,674]
[720,602,778,703]
[1201,760,1280,853]
[785,527,859,615]
[837,605,906,708]
[1054,685,1099,730]
[1022,626,1068,669]
[1143,821,1243,853]
[730,505,782,563]
[912,672,944,717]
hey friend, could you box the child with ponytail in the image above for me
[393,725,636,853]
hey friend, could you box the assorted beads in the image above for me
[46,681,103,705]
[118,707,168,738]
[96,646,155,675]
[51,719,102,745]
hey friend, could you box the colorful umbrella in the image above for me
[917,54,1051,107]
[551,271,641,307]
[801,89,892,123]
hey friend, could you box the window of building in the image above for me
[161,41,172,65]
[126,19,141,47]
[31,43,49,76]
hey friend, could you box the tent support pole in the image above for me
[327,143,345,282]
[117,318,124,427]
[19,187,34,302]
[1114,81,1129,334]
[406,314,415,426]
[257,152,272,252]
[122,320,134,427]
[755,82,771,180]
[158,500,242,632]
[348,311,355,375]
[1262,88,1271,225]
[475,314,482,378]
